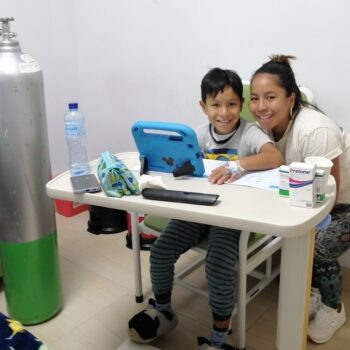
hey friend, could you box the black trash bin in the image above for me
[87,205,127,234]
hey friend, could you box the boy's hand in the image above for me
[208,162,245,185]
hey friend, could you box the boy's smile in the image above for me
[200,86,243,135]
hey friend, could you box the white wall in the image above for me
[2,0,350,266]
[1,0,80,174]
[73,0,350,162]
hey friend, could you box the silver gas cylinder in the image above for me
[0,17,55,242]
[0,17,62,325]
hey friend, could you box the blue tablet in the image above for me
[131,120,205,177]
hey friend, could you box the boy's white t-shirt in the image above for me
[196,118,273,161]
[268,107,350,203]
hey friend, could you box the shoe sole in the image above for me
[128,328,156,344]
[308,333,335,344]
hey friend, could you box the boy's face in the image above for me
[200,86,243,135]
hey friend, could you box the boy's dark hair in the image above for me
[201,68,243,102]
[251,55,304,116]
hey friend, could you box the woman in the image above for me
[249,54,350,344]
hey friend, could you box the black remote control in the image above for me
[141,188,219,206]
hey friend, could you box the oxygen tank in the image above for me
[0,17,62,324]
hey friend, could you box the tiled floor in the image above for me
[1,211,349,349]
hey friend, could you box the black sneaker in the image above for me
[196,336,237,350]
[128,298,178,343]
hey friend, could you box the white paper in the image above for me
[233,168,280,191]
[202,159,279,191]
[203,159,233,177]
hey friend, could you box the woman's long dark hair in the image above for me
[251,55,319,117]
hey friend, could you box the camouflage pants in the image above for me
[312,203,350,308]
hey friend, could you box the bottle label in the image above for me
[20,54,41,73]
[65,122,84,136]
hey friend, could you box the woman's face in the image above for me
[249,73,295,138]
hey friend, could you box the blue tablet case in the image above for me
[131,120,205,177]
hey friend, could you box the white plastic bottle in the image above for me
[64,102,90,176]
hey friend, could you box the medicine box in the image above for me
[289,162,316,208]
[279,165,290,197]
[315,169,326,202]
[279,165,326,203]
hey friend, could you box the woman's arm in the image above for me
[208,143,284,185]
[330,156,341,200]
[239,143,284,171]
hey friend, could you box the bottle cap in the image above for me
[68,102,78,110]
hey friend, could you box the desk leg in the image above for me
[276,229,315,350]
[130,212,143,303]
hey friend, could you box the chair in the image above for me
[241,81,255,122]
[139,215,282,350]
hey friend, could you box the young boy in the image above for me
[128,68,283,349]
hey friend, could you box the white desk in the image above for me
[46,152,336,350]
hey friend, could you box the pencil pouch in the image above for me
[97,151,140,197]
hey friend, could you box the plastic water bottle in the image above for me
[64,102,90,176]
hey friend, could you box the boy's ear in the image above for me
[199,100,206,112]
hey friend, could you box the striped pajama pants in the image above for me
[150,219,241,321]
